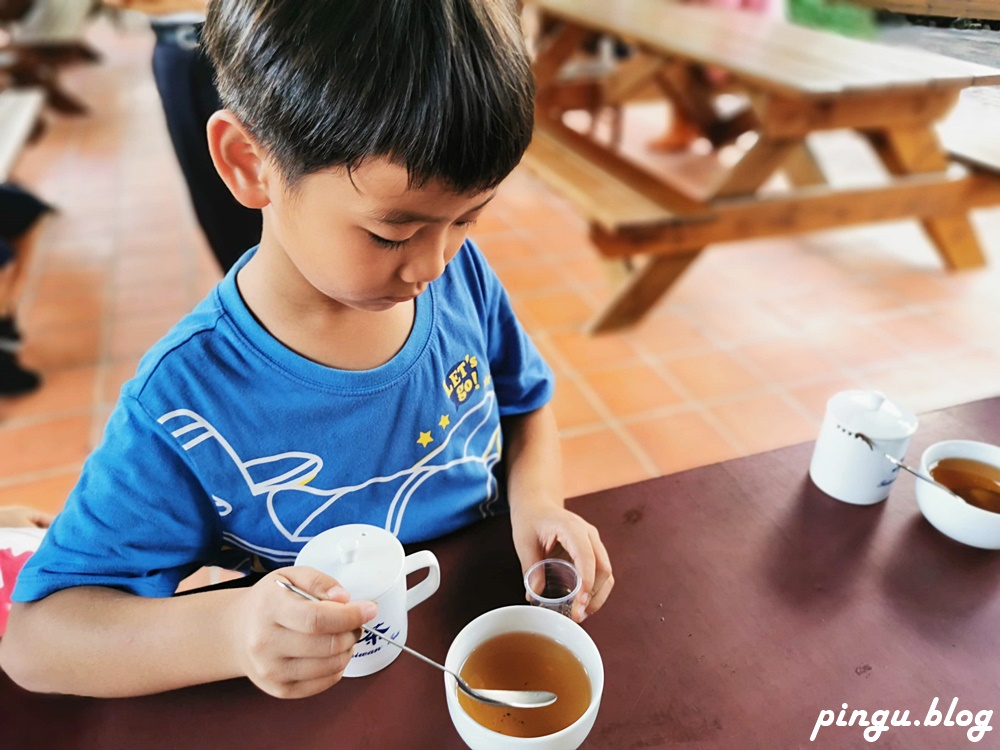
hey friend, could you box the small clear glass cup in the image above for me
[523,558,581,618]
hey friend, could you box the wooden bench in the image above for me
[0,86,44,181]
[524,121,678,235]
[9,0,100,63]
[938,99,1000,174]
[522,117,722,332]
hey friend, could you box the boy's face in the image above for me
[263,158,497,313]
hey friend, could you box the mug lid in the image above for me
[295,524,403,602]
[829,390,918,440]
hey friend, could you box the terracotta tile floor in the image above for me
[6,18,1000,516]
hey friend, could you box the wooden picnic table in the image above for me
[522,0,1000,333]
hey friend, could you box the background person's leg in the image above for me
[0,241,40,397]
[151,32,262,273]
[0,183,49,396]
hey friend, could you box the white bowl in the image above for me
[444,606,604,750]
[916,440,1000,550]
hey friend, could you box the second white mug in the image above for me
[809,390,918,505]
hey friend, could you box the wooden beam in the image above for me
[922,217,987,270]
[586,248,704,333]
[867,125,986,268]
[709,136,800,199]
[867,126,950,173]
[536,79,605,113]
[601,54,665,106]
[533,22,590,91]
[783,142,827,187]
[756,90,960,139]
[591,170,1000,258]
[533,116,715,218]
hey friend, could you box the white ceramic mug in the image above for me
[809,390,918,505]
[296,524,440,677]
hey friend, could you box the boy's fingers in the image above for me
[279,566,350,601]
[30,511,55,528]
[586,574,614,615]
[585,528,613,615]
[275,628,361,659]
[268,673,343,700]
[565,532,597,591]
[277,597,377,636]
[275,652,356,684]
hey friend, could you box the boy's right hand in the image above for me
[228,567,377,699]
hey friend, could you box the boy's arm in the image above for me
[502,404,614,622]
[2,585,245,696]
[0,567,376,698]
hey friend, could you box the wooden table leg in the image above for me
[783,141,827,188]
[4,49,88,115]
[532,21,590,91]
[587,233,703,334]
[709,135,801,199]
[867,126,985,269]
[586,135,800,332]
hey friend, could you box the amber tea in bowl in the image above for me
[928,457,1000,514]
[458,632,590,738]
[445,606,604,750]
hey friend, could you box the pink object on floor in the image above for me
[0,528,44,636]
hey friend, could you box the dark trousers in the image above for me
[151,27,262,273]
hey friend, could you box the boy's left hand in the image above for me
[0,505,54,529]
[510,505,613,623]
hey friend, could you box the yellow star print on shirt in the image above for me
[438,414,450,429]
[417,431,434,448]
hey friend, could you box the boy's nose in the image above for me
[401,242,448,284]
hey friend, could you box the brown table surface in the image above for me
[3,396,1000,749]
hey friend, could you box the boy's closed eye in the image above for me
[366,218,479,251]
[367,232,410,250]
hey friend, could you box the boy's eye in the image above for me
[368,232,410,250]
[455,219,478,228]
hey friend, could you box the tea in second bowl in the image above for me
[917,440,1000,549]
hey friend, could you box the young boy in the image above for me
[0,0,613,699]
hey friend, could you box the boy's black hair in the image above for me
[203,0,534,194]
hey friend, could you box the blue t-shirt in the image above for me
[15,241,553,601]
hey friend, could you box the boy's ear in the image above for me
[206,110,273,210]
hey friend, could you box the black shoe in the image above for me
[0,316,22,352]
[0,350,40,396]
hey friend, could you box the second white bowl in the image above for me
[916,439,1000,550]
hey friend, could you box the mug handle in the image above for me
[403,549,440,610]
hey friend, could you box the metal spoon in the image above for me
[853,432,958,497]
[275,579,557,709]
